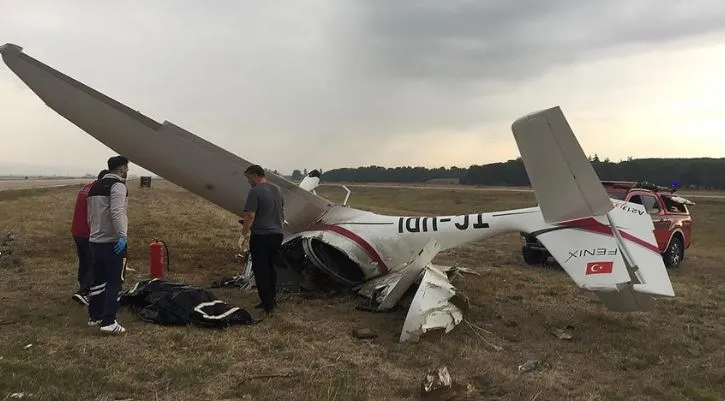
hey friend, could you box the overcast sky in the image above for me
[1,0,725,176]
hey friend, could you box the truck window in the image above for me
[628,195,642,205]
[640,194,661,214]
[627,194,660,214]
[662,196,687,213]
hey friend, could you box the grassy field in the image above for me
[0,181,723,401]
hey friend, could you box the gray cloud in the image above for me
[349,0,725,84]
[1,1,725,173]
[310,0,725,162]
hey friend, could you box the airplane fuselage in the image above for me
[283,204,547,286]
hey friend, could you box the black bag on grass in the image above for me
[119,279,255,327]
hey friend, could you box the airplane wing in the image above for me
[0,43,332,233]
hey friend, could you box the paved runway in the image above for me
[5,179,721,200]
[0,178,90,191]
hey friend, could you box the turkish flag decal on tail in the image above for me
[585,261,614,275]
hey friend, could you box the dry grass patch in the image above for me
[0,181,723,400]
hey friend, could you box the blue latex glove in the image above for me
[114,236,127,254]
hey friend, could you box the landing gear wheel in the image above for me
[663,236,684,268]
[522,246,546,266]
[543,255,562,270]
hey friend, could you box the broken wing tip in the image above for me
[0,43,23,54]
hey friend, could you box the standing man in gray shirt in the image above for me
[240,164,284,314]
[86,155,130,334]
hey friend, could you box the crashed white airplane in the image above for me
[0,43,675,342]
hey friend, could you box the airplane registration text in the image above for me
[397,214,490,233]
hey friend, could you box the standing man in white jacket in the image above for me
[86,156,130,334]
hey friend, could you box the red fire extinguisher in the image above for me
[149,239,169,278]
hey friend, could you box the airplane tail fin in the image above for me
[511,106,614,223]
[511,107,674,311]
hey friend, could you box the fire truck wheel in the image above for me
[663,235,684,269]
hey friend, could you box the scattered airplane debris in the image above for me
[1,43,678,343]
[421,366,454,401]
[352,328,378,339]
[0,231,15,260]
[554,328,574,341]
[518,360,540,373]
[4,232,16,244]
[399,265,465,343]
[239,373,296,383]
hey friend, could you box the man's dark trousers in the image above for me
[250,233,283,312]
[88,242,124,325]
[73,236,93,295]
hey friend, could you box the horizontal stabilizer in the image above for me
[511,106,613,223]
[532,200,674,311]
[536,216,633,290]
[595,287,655,312]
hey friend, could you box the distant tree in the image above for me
[318,158,725,189]
[291,169,303,181]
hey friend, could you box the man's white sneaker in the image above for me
[88,319,101,326]
[99,321,126,334]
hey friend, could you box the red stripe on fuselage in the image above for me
[559,217,660,254]
[315,224,389,275]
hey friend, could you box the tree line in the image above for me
[316,156,725,189]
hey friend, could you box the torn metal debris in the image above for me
[421,366,454,401]
[400,266,465,343]
[518,359,540,373]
